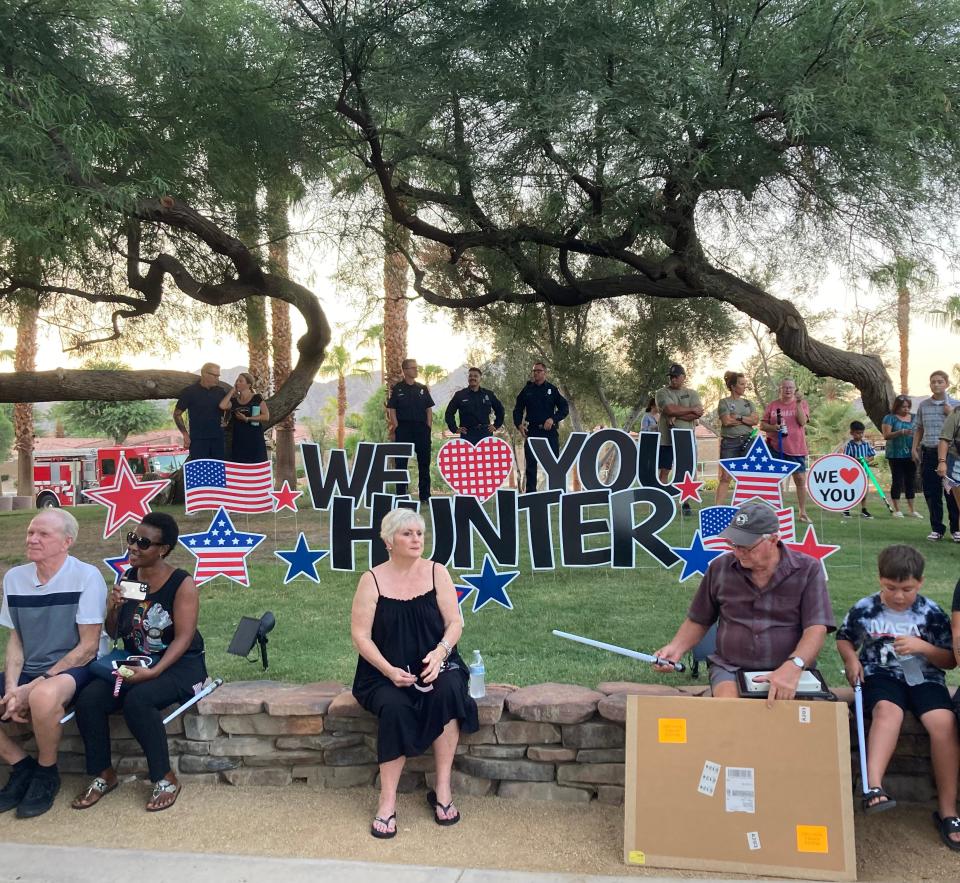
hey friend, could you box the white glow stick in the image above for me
[552,629,686,672]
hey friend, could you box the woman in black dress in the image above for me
[351,509,478,839]
[219,371,270,463]
[72,512,206,812]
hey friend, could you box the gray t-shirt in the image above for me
[655,385,702,445]
[717,396,756,439]
[916,396,959,448]
[1,555,106,676]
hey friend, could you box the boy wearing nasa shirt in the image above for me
[836,545,960,850]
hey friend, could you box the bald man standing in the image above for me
[174,362,228,460]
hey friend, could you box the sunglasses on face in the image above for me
[126,531,162,550]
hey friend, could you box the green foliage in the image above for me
[806,400,860,457]
[0,404,13,462]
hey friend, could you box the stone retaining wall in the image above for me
[6,681,945,803]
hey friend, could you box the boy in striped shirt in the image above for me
[844,421,876,519]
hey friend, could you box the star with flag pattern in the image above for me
[719,435,799,507]
[271,480,302,512]
[179,507,265,587]
[671,530,726,582]
[784,525,840,577]
[674,471,704,504]
[83,457,170,539]
[102,550,131,584]
[455,556,519,613]
[274,532,328,584]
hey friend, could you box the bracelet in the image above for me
[437,639,452,659]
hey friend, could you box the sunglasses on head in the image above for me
[126,531,162,550]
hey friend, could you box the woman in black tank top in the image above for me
[351,509,478,838]
[72,512,206,812]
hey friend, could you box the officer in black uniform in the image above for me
[512,361,569,492]
[387,358,435,502]
[444,367,506,445]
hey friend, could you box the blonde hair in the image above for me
[380,509,425,547]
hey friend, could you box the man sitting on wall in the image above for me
[653,500,835,702]
[0,509,106,818]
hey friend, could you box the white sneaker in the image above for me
[891,511,904,518]
[910,512,924,519]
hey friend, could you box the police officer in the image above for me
[445,367,505,445]
[387,358,435,502]
[512,361,569,492]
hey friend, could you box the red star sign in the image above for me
[674,471,704,504]
[784,525,840,577]
[84,457,170,539]
[271,480,302,512]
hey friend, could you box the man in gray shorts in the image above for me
[0,509,106,818]
[653,500,835,701]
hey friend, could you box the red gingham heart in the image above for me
[436,437,514,502]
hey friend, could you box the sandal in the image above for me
[370,812,397,839]
[427,789,460,826]
[862,787,896,814]
[146,778,180,812]
[71,776,117,810]
[933,812,960,851]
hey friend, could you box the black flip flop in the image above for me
[862,787,896,814]
[427,789,460,826]
[933,812,960,851]
[371,812,397,839]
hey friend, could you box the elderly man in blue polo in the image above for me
[654,500,836,701]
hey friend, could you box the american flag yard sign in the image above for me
[719,436,800,507]
[179,507,265,587]
[184,459,274,513]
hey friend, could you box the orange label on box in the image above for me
[796,825,829,853]
[657,718,687,743]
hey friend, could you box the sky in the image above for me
[5,249,958,398]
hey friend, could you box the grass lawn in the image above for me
[1,492,958,689]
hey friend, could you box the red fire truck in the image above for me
[33,445,188,508]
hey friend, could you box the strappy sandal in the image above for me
[862,786,896,814]
[146,778,180,812]
[370,812,397,839]
[427,789,460,826]
[71,776,117,810]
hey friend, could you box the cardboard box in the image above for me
[624,695,856,880]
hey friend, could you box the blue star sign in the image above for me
[456,556,520,613]
[274,532,329,584]
[672,530,725,582]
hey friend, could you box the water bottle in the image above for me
[776,408,788,436]
[468,650,486,699]
[897,653,925,687]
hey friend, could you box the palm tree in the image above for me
[383,209,409,391]
[316,341,374,448]
[419,364,446,387]
[869,257,936,395]
[14,295,38,496]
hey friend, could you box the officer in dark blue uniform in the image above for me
[512,361,569,492]
[387,358,435,502]
[444,367,505,445]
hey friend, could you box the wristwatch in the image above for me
[790,656,805,670]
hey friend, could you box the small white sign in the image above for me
[747,831,762,851]
[697,760,721,797]
[799,705,811,724]
[725,766,756,814]
[807,453,868,512]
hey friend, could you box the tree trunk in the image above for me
[897,284,910,394]
[337,374,347,448]
[14,296,38,497]
[237,195,270,393]
[383,206,409,392]
[267,186,296,487]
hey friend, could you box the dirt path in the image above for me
[0,776,956,880]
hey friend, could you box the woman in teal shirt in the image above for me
[882,395,920,518]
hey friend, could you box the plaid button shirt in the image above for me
[687,545,836,671]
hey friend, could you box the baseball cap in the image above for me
[719,500,780,546]
[667,363,685,377]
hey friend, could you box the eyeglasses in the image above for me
[729,537,766,553]
[126,531,162,550]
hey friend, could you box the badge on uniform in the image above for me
[547,389,552,395]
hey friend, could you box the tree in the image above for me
[295,0,960,426]
[50,398,166,444]
[316,341,374,447]
[868,257,937,395]
[0,1,330,419]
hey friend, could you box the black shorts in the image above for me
[658,445,674,470]
[0,666,92,696]
[864,674,953,718]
